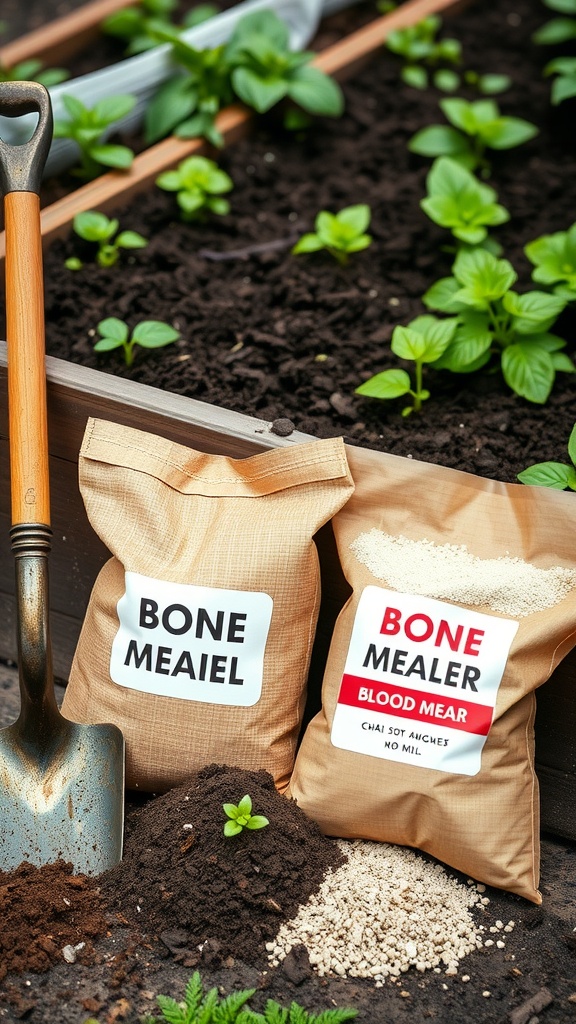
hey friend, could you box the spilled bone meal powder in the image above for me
[350,530,576,618]
[268,841,485,984]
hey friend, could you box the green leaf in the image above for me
[568,423,576,466]
[423,276,468,313]
[502,290,566,333]
[132,320,179,348]
[517,462,576,489]
[246,815,269,830]
[551,351,576,372]
[408,124,470,158]
[433,69,460,92]
[93,94,136,126]
[335,204,371,234]
[237,794,253,817]
[479,116,538,150]
[94,336,125,352]
[432,315,493,370]
[145,76,198,143]
[355,369,412,399]
[98,317,129,343]
[393,315,459,362]
[452,248,517,306]
[477,73,511,95]
[89,144,134,169]
[551,73,576,104]
[402,65,428,89]
[232,67,288,112]
[224,819,243,837]
[533,17,576,44]
[292,233,324,255]
[62,93,88,123]
[223,802,239,819]
[73,210,114,242]
[65,257,83,271]
[115,230,148,249]
[501,342,554,403]
[288,66,344,116]
[440,96,498,133]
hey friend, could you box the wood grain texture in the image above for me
[0,0,134,67]
[4,193,50,526]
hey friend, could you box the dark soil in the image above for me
[0,1,575,1023]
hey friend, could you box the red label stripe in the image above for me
[337,674,493,736]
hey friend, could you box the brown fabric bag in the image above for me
[62,418,354,793]
[289,445,576,904]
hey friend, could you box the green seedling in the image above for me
[525,223,576,300]
[355,314,459,415]
[102,0,218,55]
[543,55,576,104]
[385,15,462,91]
[223,794,269,837]
[423,247,573,403]
[0,57,68,87]
[421,156,509,247]
[53,94,136,179]
[66,210,148,269]
[144,26,232,146]
[93,317,179,366]
[156,155,233,219]
[225,10,344,119]
[292,205,372,265]
[408,97,538,173]
[533,0,576,45]
[242,1001,359,1024]
[518,422,576,489]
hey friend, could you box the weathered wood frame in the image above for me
[0,0,574,837]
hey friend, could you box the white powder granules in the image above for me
[350,529,576,618]
[267,841,485,983]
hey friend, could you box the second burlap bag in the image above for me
[289,445,576,903]
[62,418,354,792]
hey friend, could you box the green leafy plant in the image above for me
[144,29,232,145]
[156,155,233,219]
[0,57,68,87]
[518,422,576,489]
[102,0,218,55]
[223,794,269,837]
[225,10,344,119]
[408,97,538,173]
[155,972,255,1024]
[385,15,461,91]
[543,55,576,103]
[241,1000,358,1024]
[421,156,509,247]
[525,223,576,300]
[423,248,573,403]
[533,0,576,45]
[66,210,148,269]
[355,314,459,415]
[292,205,372,265]
[53,94,136,179]
[93,317,180,366]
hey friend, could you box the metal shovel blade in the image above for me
[0,719,124,875]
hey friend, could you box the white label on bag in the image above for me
[110,571,273,705]
[331,586,519,776]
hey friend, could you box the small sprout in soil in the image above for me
[226,11,344,121]
[408,97,538,174]
[66,210,148,269]
[223,794,269,837]
[518,422,576,490]
[385,15,462,92]
[93,317,180,367]
[53,94,136,179]
[292,205,372,265]
[355,314,459,416]
[156,156,233,220]
[421,156,510,249]
[102,0,218,56]
[423,248,573,404]
[525,222,576,300]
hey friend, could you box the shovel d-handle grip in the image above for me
[0,81,53,196]
[0,83,53,528]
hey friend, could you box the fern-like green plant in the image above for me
[155,972,255,1024]
[240,1000,358,1024]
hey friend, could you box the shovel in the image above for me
[0,81,124,875]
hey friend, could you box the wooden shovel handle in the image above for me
[5,191,50,527]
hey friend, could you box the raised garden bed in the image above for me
[0,0,575,1019]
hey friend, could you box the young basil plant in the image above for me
[223,794,269,837]
[156,155,233,219]
[0,57,69,87]
[225,10,344,120]
[292,205,372,265]
[385,15,462,92]
[408,97,538,173]
[423,248,573,403]
[517,422,576,490]
[93,317,180,366]
[66,210,148,269]
[53,94,136,179]
[355,315,459,416]
[524,223,576,301]
[421,156,510,248]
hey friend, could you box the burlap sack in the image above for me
[62,418,354,792]
[289,445,576,903]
